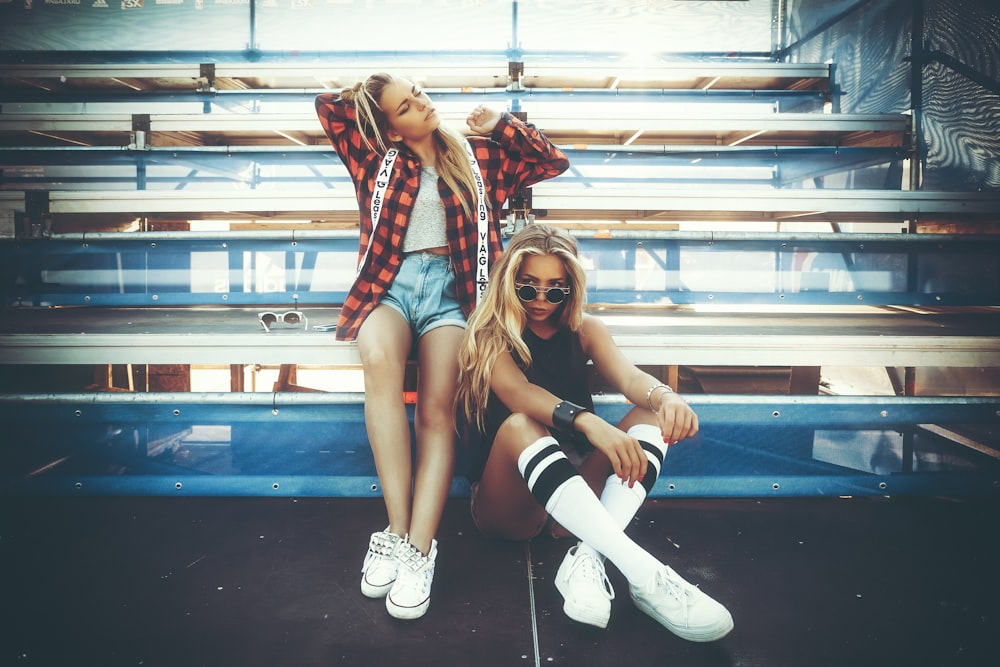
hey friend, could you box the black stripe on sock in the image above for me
[639,440,666,494]
[529,457,578,509]
[521,443,563,483]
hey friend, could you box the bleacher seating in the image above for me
[2,53,998,499]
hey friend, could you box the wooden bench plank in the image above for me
[2,306,997,368]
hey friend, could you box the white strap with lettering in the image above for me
[364,143,488,306]
[463,140,489,306]
[360,147,399,277]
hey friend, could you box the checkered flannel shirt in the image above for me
[315,93,569,340]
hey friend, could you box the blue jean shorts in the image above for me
[380,252,467,338]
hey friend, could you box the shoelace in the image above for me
[653,567,692,625]
[571,550,615,600]
[396,566,432,595]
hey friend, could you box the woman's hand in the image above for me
[656,391,699,446]
[574,413,648,487]
[466,105,501,135]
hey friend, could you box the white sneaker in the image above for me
[554,543,615,629]
[360,528,401,599]
[629,565,734,642]
[386,538,438,620]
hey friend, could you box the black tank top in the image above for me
[468,326,594,482]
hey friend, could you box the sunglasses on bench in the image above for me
[258,310,308,332]
[515,283,571,304]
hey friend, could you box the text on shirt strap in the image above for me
[360,148,400,277]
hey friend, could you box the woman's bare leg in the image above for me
[471,413,553,541]
[473,407,662,541]
[357,306,414,537]
[406,324,464,555]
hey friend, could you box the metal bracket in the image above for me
[503,189,534,236]
[197,63,216,93]
[508,60,524,91]
[131,114,151,150]
[22,191,52,239]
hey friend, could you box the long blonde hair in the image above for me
[456,224,587,433]
[341,72,480,219]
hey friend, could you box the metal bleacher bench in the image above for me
[2,228,999,369]
[2,228,999,500]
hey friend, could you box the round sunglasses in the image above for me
[515,282,571,304]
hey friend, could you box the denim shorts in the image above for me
[380,252,467,337]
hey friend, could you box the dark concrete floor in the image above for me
[2,495,998,667]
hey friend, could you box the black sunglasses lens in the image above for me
[517,284,537,302]
[283,312,300,324]
[545,288,565,304]
[260,313,277,326]
[517,284,566,304]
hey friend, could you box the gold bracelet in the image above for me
[645,383,673,411]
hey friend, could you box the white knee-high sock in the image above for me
[518,436,661,585]
[600,423,669,529]
[577,424,669,563]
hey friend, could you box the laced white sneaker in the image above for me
[554,543,615,628]
[360,528,401,599]
[629,565,734,642]
[386,538,438,620]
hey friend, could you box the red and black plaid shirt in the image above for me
[315,93,569,340]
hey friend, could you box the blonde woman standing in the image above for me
[315,74,568,620]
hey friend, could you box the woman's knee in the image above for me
[358,312,411,379]
[496,412,548,448]
[616,406,657,432]
[413,392,459,436]
[359,343,406,379]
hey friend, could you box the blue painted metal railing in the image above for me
[2,393,998,499]
[4,230,999,308]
